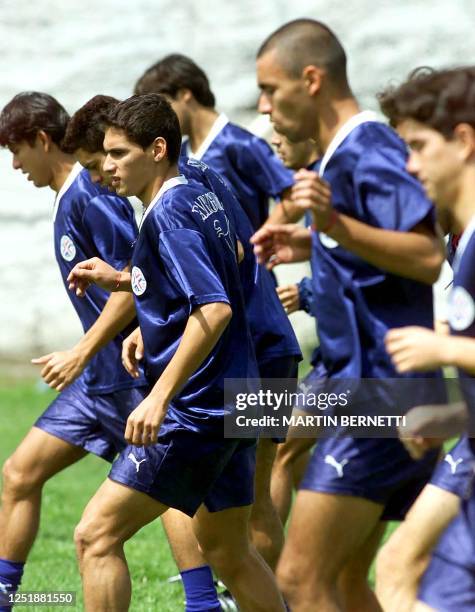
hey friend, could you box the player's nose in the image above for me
[257,93,272,115]
[406,151,420,176]
[12,156,21,170]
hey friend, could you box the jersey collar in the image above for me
[139,174,189,230]
[52,162,83,221]
[186,113,229,161]
[453,214,475,273]
[319,111,379,177]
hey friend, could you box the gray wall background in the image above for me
[0,0,474,361]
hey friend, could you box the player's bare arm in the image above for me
[387,326,475,375]
[266,187,305,224]
[121,326,144,379]
[292,169,444,285]
[250,224,312,268]
[125,301,232,446]
[67,257,132,296]
[32,268,137,391]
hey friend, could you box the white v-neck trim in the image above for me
[186,113,229,160]
[139,175,188,230]
[453,214,475,273]
[319,111,379,176]
[52,162,82,222]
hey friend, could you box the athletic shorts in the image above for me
[258,354,299,443]
[35,377,148,462]
[300,436,439,520]
[419,553,475,611]
[430,436,475,499]
[109,414,257,517]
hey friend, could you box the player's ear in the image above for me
[37,130,52,153]
[152,136,167,163]
[453,123,475,161]
[176,88,193,104]
[302,65,324,96]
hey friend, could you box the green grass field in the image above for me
[0,380,185,611]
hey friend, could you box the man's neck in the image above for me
[187,107,220,154]
[141,163,180,207]
[317,97,361,154]
[50,153,76,192]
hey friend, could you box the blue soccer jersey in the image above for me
[130,175,259,434]
[449,217,475,441]
[312,112,437,381]
[180,114,294,230]
[53,163,146,394]
[181,157,301,364]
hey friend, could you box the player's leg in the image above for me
[375,484,460,612]
[276,490,383,612]
[338,520,386,612]
[412,603,435,612]
[0,426,87,607]
[74,478,167,612]
[270,436,314,524]
[161,509,221,611]
[193,503,285,612]
[250,438,284,570]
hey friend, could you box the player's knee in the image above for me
[2,456,43,499]
[74,516,117,561]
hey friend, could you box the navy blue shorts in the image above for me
[258,354,299,443]
[35,378,148,462]
[109,415,257,517]
[430,436,475,499]
[419,553,475,611]
[300,436,439,520]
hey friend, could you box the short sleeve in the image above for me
[83,195,137,268]
[231,136,294,199]
[159,228,230,307]
[354,150,435,232]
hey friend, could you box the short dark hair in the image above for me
[134,54,216,108]
[0,91,70,148]
[378,66,475,138]
[62,95,119,154]
[257,19,350,94]
[105,93,182,164]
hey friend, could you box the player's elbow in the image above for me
[416,246,444,285]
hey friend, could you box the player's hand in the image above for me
[276,284,300,314]
[292,169,333,229]
[398,435,442,460]
[31,348,86,391]
[385,326,448,372]
[125,394,168,446]
[250,224,312,269]
[67,257,121,296]
[122,327,144,379]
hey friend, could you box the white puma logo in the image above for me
[444,454,463,474]
[127,452,147,473]
[324,454,348,478]
[0,582,12,595]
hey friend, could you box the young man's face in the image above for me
[75,148,110,188]
[8,136,52,188]
[397,118,463,216]
[257,48,318,143]
[271,130,318,170]
[103,127,154,199]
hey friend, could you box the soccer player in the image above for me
[252,19,446,611]
[379,65,475,611]
[68,94,286,612]
[0,92,147,610]
[134,53,299,228]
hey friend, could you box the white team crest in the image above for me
[131,266,147,296]
[60,234,76,261]
[319,233,339,249]
[449,286,475,331]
